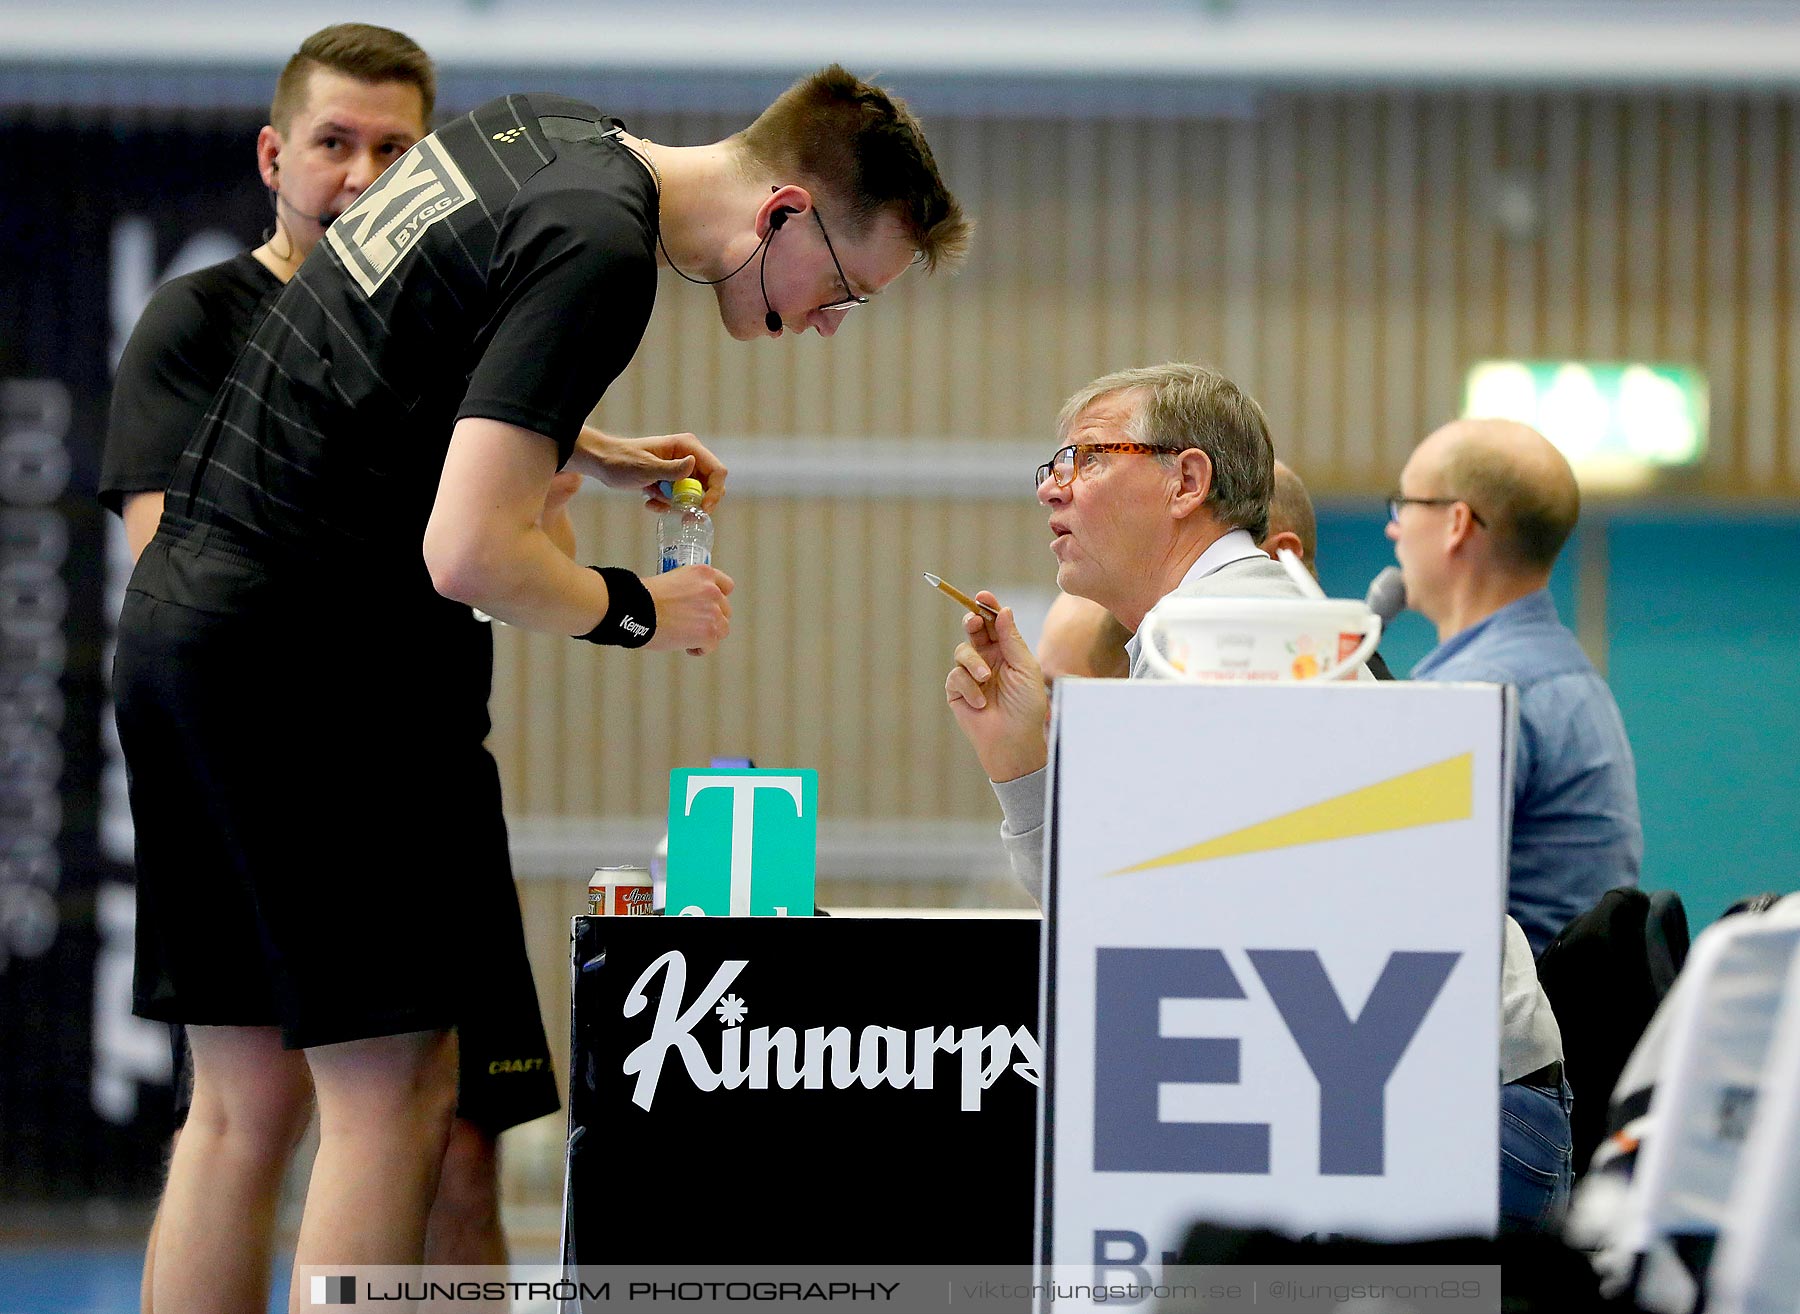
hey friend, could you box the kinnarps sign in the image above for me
[619,948,1039,1113]
[1041,680,1508,1279]
[566,917,1042,1264]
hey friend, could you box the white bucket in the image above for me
[1136,596,1382,682]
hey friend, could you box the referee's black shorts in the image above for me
[117,568,551,1101]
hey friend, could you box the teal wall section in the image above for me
[1314,506,1440,673]
[1607,517,1800,932]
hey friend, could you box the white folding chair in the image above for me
[1705,947,1800,1314]
[1576,899,1800,1314]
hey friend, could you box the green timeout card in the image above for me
[666,769,818,916]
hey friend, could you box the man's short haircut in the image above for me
[1268,461,1319,572]
[739,65,971,273]
[270,24,436,134]
[1442,436,1580,572]
[1057,362,1276,542]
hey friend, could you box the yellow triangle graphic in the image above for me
[1110,753,1473,876]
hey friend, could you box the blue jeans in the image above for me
[1499,1076,1574,1232]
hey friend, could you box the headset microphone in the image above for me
[761,207,795,333]
[275,188,338,229]
[268,162,337,228]
[620,142,792,333]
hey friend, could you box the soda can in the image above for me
[589,865,654,916]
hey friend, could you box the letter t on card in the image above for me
[666,769,818,916]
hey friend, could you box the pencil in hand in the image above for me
[922,572,1000,622]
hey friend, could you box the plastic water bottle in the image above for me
[657,477,713,572]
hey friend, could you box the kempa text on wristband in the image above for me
[578,566,655,647]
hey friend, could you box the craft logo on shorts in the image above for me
[326,136,476,297]
[310,1274,356,1305]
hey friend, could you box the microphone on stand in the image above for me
[1365,566,1407,626]
[1360,567,1406,680]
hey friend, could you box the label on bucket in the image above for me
[1140,597,1376,682]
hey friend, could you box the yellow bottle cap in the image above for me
[672,477,705,499]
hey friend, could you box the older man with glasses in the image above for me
[1386,417,1643,955]
[942,361,1309,895]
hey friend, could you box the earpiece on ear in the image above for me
[769,206,795,231]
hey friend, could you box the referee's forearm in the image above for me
[427,525,611,635]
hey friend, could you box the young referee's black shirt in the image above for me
[153,93,657,616]
[100,252,282,517]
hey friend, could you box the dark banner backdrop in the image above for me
[567,917,1041,1265]
[0,107,266,1200]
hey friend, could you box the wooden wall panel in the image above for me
[493,86,1800,864]
[566,90,1800,487]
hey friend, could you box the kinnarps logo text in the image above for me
[620,951,1040,1112]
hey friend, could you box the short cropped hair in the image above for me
[1057,363,1276,542]
[1268,461,1319,572]
[739,65,970,273]
[1442,439,1580,572]
[270,24,436,134]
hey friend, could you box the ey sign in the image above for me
[1041,679,1508,1276]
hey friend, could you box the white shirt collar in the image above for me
[1125,529,1267,668]
[1177,528,1267,589]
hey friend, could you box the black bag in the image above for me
[1534,887,1689,1177]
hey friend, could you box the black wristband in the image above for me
[578,566,656,648]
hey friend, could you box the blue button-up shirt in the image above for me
[1412,589,1642,954]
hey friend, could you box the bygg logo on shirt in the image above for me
[326,136,476,297]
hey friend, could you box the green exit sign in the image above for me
[1464,361,1707,475]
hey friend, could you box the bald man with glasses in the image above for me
[1387,417,1642,954]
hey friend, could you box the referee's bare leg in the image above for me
[150,1026,312,1314]
[288,1029,460,1314]
[423,1118,508,1266]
